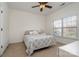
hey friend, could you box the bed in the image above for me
[23,30,56,56]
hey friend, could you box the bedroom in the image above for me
[0,2,79,57]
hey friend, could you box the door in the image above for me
[0,3,8,56]
[0,3,4,56]
[0,3,2,56]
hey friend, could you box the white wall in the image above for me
[8,3,79,44]
[46,3,79,44]
[8,8,46,43]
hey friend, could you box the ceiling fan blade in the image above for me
[32,5,40,8]
[39,2,48,5]
[40,8,43,12]
[45,5,52,8]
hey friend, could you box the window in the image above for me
[54,20,62,36]
[63,28,76,38]
[63,16,76,27]
[53,16,77,38]
[54,20,62,28]
[63,16,77,38]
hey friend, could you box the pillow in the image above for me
[24,31,29,35]
[25,30,43,35]
[29,30,38,35]
[24,30,33,35]
[39,31,44,34]
[33,31,38,34]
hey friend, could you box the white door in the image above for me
[0,3,4,56]
[0,3,8,56]
[0,3,1,55]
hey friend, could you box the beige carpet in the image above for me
[2,42,63,57]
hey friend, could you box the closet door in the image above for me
[0,3,3,56]
[0,3,1,56]
[0,3,8,56]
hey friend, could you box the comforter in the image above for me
[24,34,56,56]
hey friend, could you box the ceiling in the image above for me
[8,2,72,16]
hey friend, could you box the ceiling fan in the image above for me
[32,2,52,12]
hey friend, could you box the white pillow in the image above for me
[33,31,38,34]
[29,31,34,35]
[29,31,38,35]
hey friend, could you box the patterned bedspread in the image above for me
[24,34,56,56]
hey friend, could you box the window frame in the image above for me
[53,19,62,37]
[53,16,77,39]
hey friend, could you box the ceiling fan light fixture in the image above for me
[40,5,45,8]
[32,2,52,12]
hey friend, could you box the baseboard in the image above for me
[9,40,24,44]
[9,41,24,45]
[56,41,65,45]
[0,43,9,57]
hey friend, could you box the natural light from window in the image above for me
[53,16,77,38]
